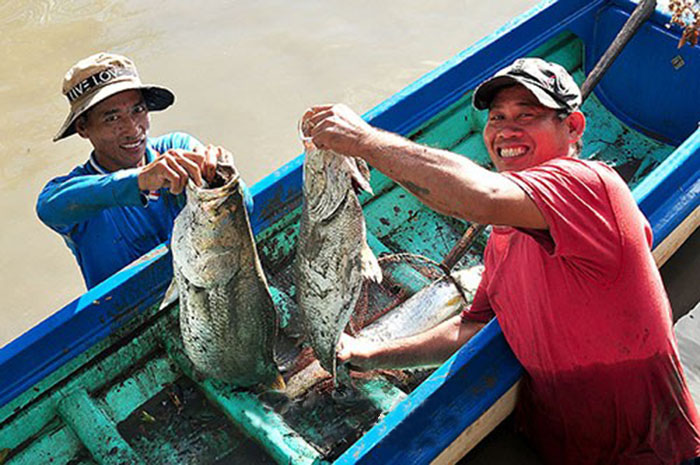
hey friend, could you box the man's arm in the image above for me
[37,145,251,233]
[37,149,205,231]
[337,315,485,371]
[304,104,546,229]
[36,169,146,233]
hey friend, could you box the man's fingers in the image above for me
[155,145,232,188]
[174,148,205,167]
[306,109,336,132]
[336,333,355,363]
[302,105,340,132]
[165,149,205,188]
[175,153,204,187]
[138,150,204,193]
[158,163,183,195]
[307,104,333,115]
[203,145,220,181]
[300,107,320,133]
[163,154,190,194]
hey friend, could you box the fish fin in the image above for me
[343,157,373,195]
[360,241,383,283]
[267,372,287,391]
[159,278,180,310]
[355,159,372,190]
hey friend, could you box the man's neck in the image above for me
[92,151,146,173]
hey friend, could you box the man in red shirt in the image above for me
[302,58,700,464]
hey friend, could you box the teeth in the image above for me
[500,147,526,158]
[122,140,143,149]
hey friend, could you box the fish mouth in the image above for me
[188,163,240,201]
[206,163,239,189]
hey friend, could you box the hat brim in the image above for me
[472,75,566,112]
[53,82,175,142]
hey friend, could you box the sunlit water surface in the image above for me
[0,0,540,345]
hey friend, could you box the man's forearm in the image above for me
[305,103,547,229]
[360,315,485,370]
[354,129,506,224]
[36,170,144,231]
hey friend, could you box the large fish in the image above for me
[358,266,483,345]
[295,123,382,379]
[170,160,284,389]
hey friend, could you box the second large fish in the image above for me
[295,125,382,379]
[171,160,283,389]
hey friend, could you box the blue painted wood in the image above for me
[634,128,700,248]
[334,320,522,465]
[0,246,172,409]
[249,156,304,236]
[585,2,700,145]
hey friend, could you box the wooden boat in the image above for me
[1,0,698,463]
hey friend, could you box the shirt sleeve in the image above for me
[149,131,203,153]
[460,269,494,323]
[503,158,623,282]
[36,168,144,235]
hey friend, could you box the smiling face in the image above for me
[483,85,584,173]
[75,89,150,171]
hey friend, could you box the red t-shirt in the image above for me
[461,157,700,464]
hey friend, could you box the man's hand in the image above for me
[302,104,377,157]
[196,144,228,183]
[337,315,483,372]
[136,145,228,195]
[336,333,377,372]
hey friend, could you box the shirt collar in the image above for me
[87,140,153,174]
[88,152,109,174]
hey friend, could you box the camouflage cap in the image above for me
[472,57,582,113]
[54,53,175,141]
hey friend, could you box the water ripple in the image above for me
[0,0,121,27]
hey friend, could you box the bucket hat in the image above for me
[472,57,581,113]
[54,52,174,141]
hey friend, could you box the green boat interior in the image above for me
[0,32,676,465]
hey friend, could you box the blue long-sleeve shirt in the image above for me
[37,132,253,289]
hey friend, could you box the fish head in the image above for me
[174,162,249,287]
[185,162,241,209]
[298,116,373,195]
[301,141,373,222]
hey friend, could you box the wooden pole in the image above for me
[581,0,657,100]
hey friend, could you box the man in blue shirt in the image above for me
[37,53,250,289]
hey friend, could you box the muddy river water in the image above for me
[0,0,538,345]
